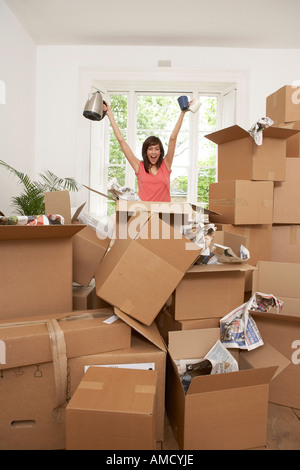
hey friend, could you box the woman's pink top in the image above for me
[136,159,171,202]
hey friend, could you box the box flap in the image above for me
[83,184,116,201]
[187,365,278,395]
[168,328,220,359]
[205,125,249,144]
[186,263,255,274]
[44,190,86,224]
[115,308,166,352]
[263,126,300,139]
[239,342,290,380]
[44,190,72,224]
[0,224,85,241]
[205,124,300,145]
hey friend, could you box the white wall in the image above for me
[35,45,300,207]
[1,1,300,214]
[0,0,36,215]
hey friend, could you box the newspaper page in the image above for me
[220,292,284,351]
[204,340,239,374]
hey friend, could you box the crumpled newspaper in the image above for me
[210,243,250,264]
[182,220,216,254]
[248,117,274,145]
[107,178,140,201]
[220,292,283,351]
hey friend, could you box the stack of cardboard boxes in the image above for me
[1,84,300,451]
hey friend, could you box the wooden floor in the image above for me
[158,404,300,450]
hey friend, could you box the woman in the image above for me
[103,101,190,202]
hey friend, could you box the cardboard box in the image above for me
[72,282,112,310]
[270,224,300,263]
[68,308,167,442]
[0,224,84,320]
[278,121,300,157]
[205,125,297,181]
[252,260,300,318]
[45,190,110,286]
[0,308,166,449]
[273,158,300,223]
[251,312,300,409]
[209,180,274,225]
[66,366,157,450]
[166,328,278,450]
[0,308,131,370]
[266,85,300,125]
[95,212,202,326]
[170,262,253,321]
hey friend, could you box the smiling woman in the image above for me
[103,100,189,202]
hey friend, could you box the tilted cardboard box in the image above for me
[166,328,280,450]
[95,212,202,326]
[209,180,274,225]
[0,224,84,320]
[266,85,300,125]
[205,124,298,182]
[66,366,157,450]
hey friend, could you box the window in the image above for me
[89,82,236,216]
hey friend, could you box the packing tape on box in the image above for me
[46,318,68,419]
[135,384,156,394]
[78,381,104,390]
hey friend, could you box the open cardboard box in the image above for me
[44,190,110,287]
[205,124,298,182]
[0,306,166,449]
[252,260,300,317]
[166,327,285,450]
[84,184,222,241]
[209,179,274,225]
[66,366,157,450]
[0,223,85,320]
[94,211,202,326]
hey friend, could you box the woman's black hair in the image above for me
[142,136,165,173]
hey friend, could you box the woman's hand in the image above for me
[103,101,112,116]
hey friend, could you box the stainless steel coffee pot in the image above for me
[83,91,106,121]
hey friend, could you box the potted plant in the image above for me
[0,160,81,216]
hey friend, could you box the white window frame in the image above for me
[85,77,239,217]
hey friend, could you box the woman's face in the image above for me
[147,144,161,166]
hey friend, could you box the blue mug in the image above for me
[177,95,189,111]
